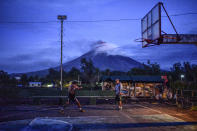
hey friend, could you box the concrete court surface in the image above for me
[0,102,197,131]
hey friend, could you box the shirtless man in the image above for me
[67,80,84,112]
[60,80,84,113]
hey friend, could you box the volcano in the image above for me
[58,50,144,72]
[23,42,145,77]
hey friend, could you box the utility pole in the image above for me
[57,15,67,91]
[98,72,100,82]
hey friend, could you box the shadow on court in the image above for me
[73,122,197,130]
[81,104,140,110]
[83,106,115,110]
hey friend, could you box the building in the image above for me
[14,76,21,81]
[29,82,42,87]
[101,75,166,98]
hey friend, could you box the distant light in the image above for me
[47,84,53,88]
[15,76,21,80]
[181,74,185,78]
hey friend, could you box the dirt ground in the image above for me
[0,102,197,131]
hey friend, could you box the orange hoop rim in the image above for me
[162,35,178,40]
[135,38,153,43]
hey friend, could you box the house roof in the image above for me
[101,75,164,83]
[101,76,131,81]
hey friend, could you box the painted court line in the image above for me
[136,104,163,114]
[119,111,134,121]
[135,104,187,122]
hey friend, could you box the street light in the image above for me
[57,15,67,91]
[180,74,185,81]
[57,15,67,20]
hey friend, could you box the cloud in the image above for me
[189,27,197,34]
[0,46,60,73]
[0,39,95,73]
[91,40,127,56]
[0,59,57,73]
[63,39,94,58]
[121,44,197,70]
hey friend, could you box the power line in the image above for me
[0,21,58,24]
[66,18,141,22]
[161,12,197,18]
[0,12,197,24]
[166,12,197,17]
[0,19,140,24]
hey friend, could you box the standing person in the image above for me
[115,79,123,110]
[60,80,84,113]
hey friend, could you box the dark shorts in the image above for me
[115,94,122,102]
[68,93,77,103]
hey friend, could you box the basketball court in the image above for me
[0,103,197,130]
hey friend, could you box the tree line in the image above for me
[0,59,197,89]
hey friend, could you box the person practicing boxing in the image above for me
[67,80,84,112]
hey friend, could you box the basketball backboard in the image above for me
[141,2,162,48]
[139,2,197,48]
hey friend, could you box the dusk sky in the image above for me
[0,0,197,73]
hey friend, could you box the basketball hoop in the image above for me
[135,38,160,48]
[162,35,178,40]
[135,38,153,43]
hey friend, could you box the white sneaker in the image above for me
[119,106,123,110]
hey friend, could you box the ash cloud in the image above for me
[90,40,127,56]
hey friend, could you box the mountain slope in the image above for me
[59,50,144,72]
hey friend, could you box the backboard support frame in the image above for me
[140,2,197,48]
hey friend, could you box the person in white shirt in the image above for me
[115,79,123,110]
